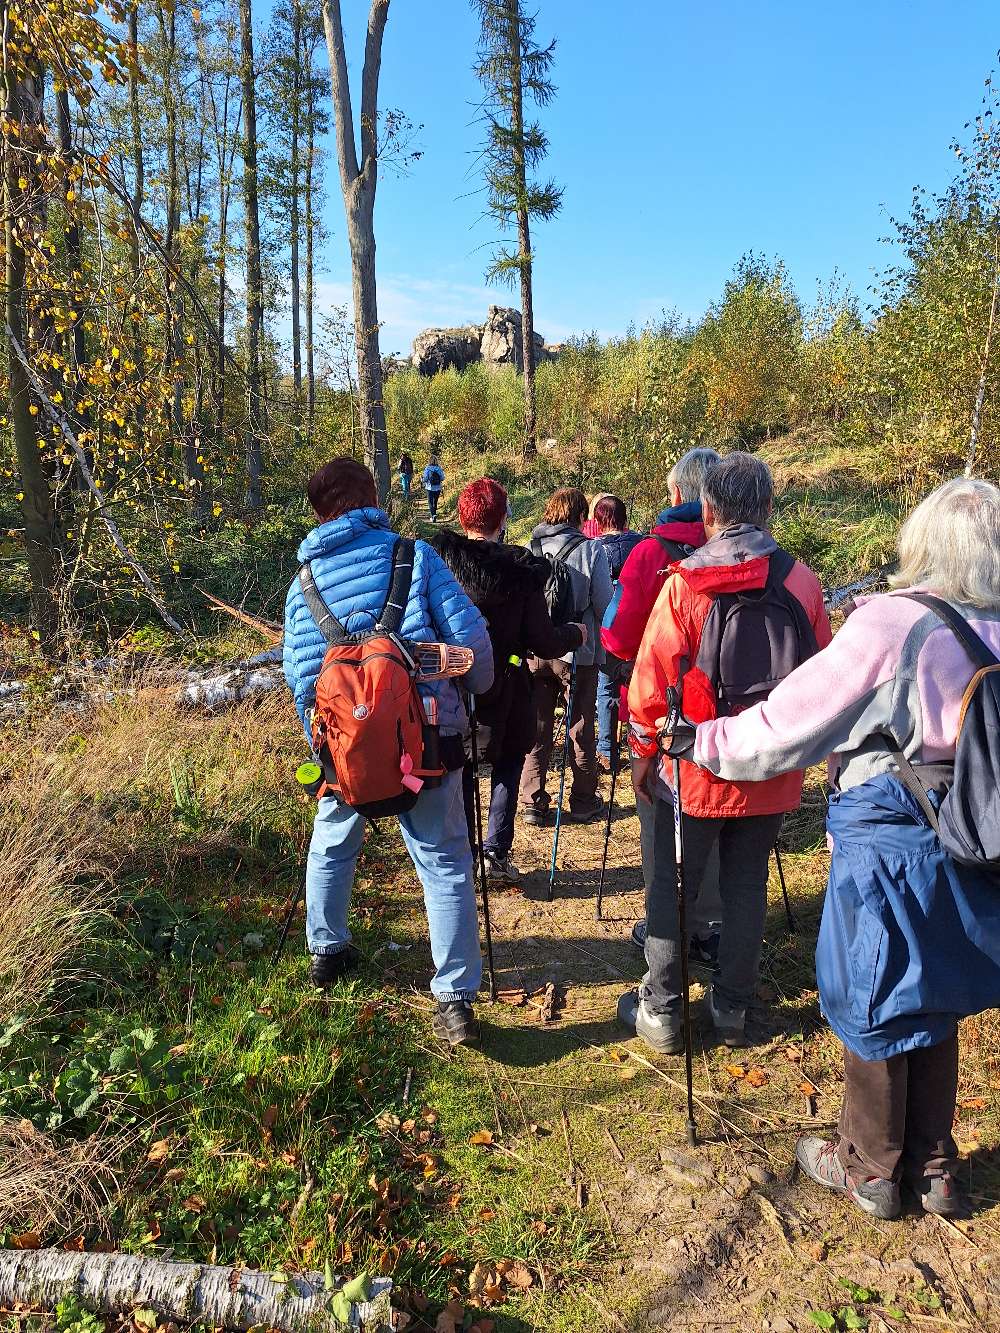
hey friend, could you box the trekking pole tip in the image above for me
[686,1119,698,1148]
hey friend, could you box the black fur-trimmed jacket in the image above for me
[430,529,584,760]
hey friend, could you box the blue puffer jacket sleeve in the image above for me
[420,540,494,696]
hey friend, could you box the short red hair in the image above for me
[458,477,508,535]
[307,457,377,519]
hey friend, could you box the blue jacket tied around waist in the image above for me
[819,772,1000,1061]
[283,507,494,738]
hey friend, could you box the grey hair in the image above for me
[890,477,1000,609]
[701,451,773,528]
[668,447,722,503]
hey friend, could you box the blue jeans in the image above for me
[597,669,617,757]
[400,474,411,499]
[305,770,482,1001]
[426,488,440,519]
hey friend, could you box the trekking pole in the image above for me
[669,730,698,1146]
[548,654,578,901]
[774,843,796,932]
[272,882,305,965]
[595,699,621,920]
[468,693,497,1001]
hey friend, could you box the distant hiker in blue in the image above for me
[283,457,494,1047]
[422,455,445,521]
[685,478,1000,1222]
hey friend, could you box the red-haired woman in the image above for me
[431,478,585,883]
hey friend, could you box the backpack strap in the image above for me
[299,562,347,645]
[376,537,415,635]
[885,735,942,833]
[552,532,587,563]
[765,547,795,588]
[530,537,544,559]
[900,592,1000,671]
[651,533,693,565]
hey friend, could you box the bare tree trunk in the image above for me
[322,0,391,504]
[967,232,1000,478]
[305,38,317,436]
[127,1,143,279]
[504,0,536,460]
[0,1250,391,1332]
[2,33,59,637]
[239,0,265,508]
[158,2,184,457]
[289,0,303,437]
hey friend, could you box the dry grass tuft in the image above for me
[0,777,108,1021]
[0,1118,126,1236]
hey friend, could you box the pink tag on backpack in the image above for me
[400,752,423,794]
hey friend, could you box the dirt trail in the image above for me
[464,768,1000,1331]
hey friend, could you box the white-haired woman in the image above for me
[672,478,1000,1220]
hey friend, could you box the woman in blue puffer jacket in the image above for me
[283,458,494,1046]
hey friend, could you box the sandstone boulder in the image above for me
[411,325,483,376]
[479,305,551,370]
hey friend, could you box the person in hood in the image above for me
[680,477,1000,1221]
[593,495,643,768]
[431,478,586,884]
[519,487,614,826]
[283,458,494,1047]
[625,453,830,1053]
[602,447,724,967]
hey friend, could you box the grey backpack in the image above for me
[890,593,1000,874]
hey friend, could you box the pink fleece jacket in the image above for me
[694,592,1000,790]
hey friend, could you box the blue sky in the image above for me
[270,0,999,358]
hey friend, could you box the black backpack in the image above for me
[695,548,818,716]
[888,593,1000,874]
[531,533,589,627]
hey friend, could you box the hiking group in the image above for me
[282,449,1000,1226]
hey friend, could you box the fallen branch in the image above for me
[0,1249,391,1331]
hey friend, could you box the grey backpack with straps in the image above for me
[889,593,1000,874]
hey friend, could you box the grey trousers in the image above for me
[639,784,782,1015]
[636,776,721,938]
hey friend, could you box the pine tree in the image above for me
[473,0,563,459]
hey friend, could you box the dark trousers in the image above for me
[518,660,599,814]
[426,489,440,519]
[837,1028,960,1185]
[642,789,782,1014]
[636,773,722,939]
[462,753,525,860]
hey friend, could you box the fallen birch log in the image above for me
[0,1249,392,1331]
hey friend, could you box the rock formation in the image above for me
[409,307,560,376]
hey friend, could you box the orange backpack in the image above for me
[299,539,443,817]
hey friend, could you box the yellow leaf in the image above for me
[469,1129,494,1146]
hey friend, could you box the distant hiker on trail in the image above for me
[624,452,830,1053]
[592,494,643,770]
[601,447,724,967]
[423,455,445,521]
[673,477,1000,1221]
[431,478,586,886]
[398,452,414,500]
[282,457,494,1047]
[519,486,613,828]
[581,492,611,539]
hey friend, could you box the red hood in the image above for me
[675,525,776,596]
[652,518,706,548]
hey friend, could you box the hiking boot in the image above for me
[795,1136,901,1220]
[521,805,550,829]
[618,989,685,1055]
[689,931,721,973]
[432,1000,480,1048]
[911,1173,963,1217]
[567,796,605,824]
[484,852,521,885]
[309,946,361,989]
[630,918,647,951]
[705,985,749,1048]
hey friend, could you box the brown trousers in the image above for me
[518,660,599,814]
[837,1027,959,1185]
